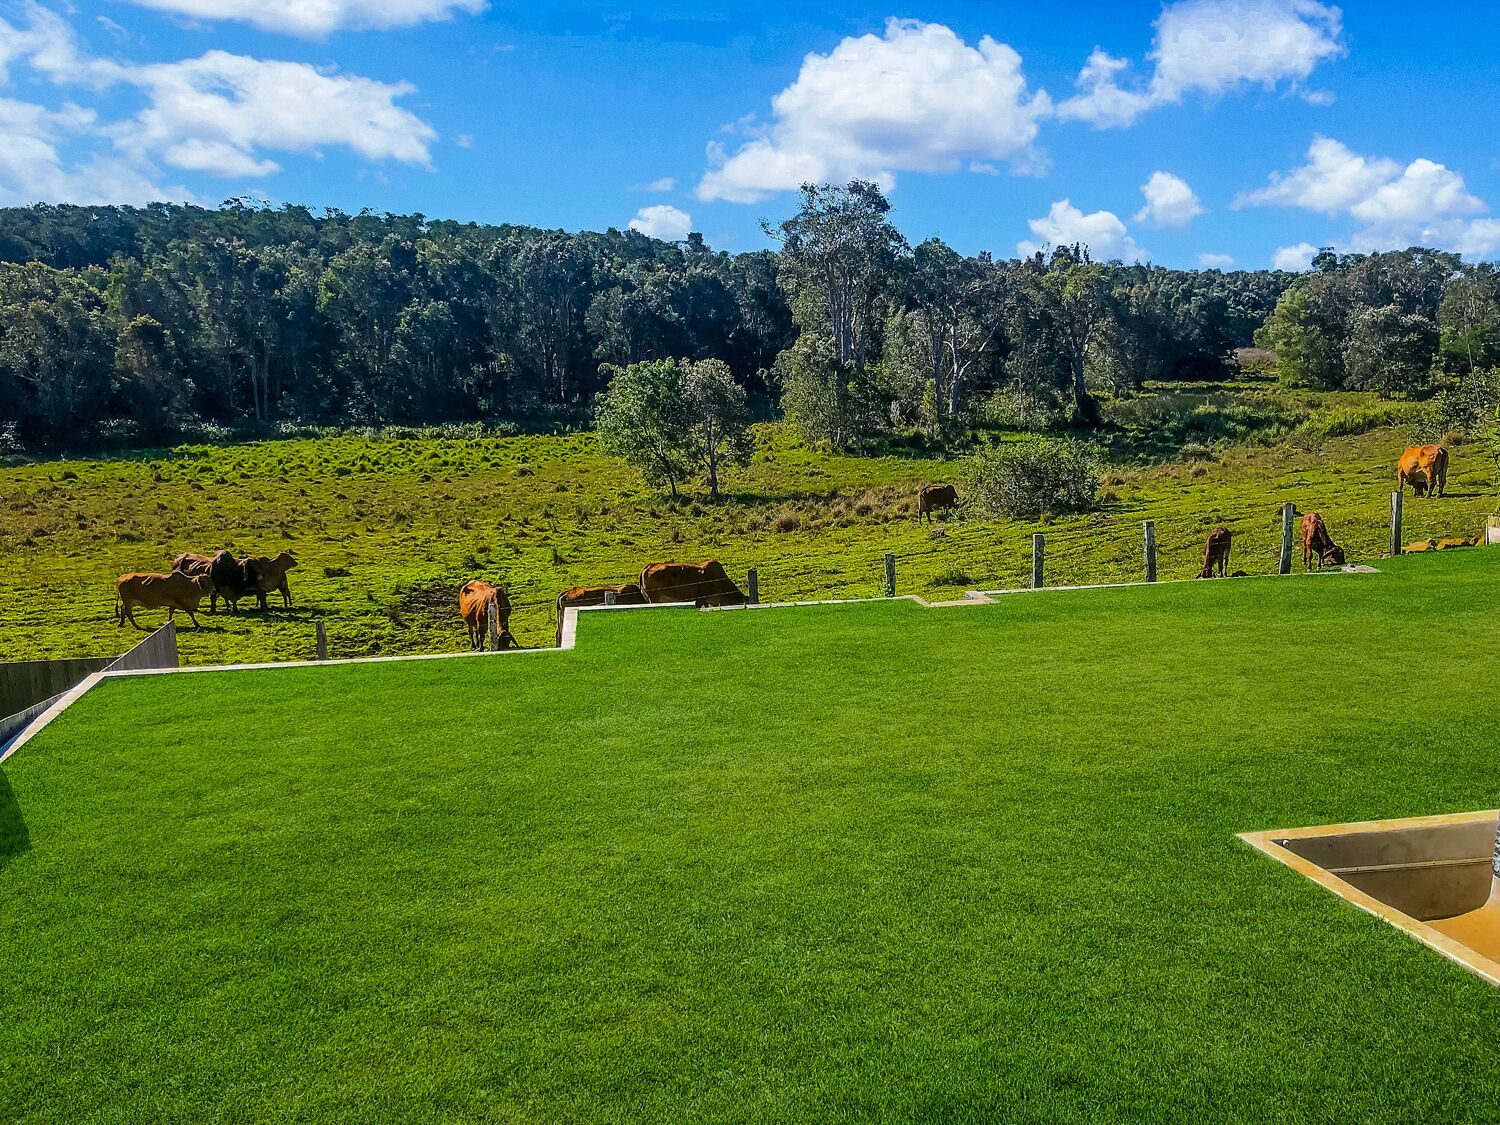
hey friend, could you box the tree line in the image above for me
[2,187,1497,457]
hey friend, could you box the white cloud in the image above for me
[0,96,191,205]
[1198,252,1235,268]
[1272,241,1319,270]
[698,18,1050,203]
[628,204,692,241]
[121,0,486,37]
[1060,0,1344,128]
[1239,136,1498,256]
[1018,200,1147,262]
[1134,171,1204,228]
[0,8,438,185]
[110,52,437,176]
[630,177,676,193]
[1236,136,1399,214]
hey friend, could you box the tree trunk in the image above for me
[1070,354,1101,428]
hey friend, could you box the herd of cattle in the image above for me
[109,443,1461,646]
[114,550,298,629]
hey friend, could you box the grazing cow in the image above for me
[245,551,298,610]
[640,561,747,607]
[116,571,212,629]
[207,549,257,614]
[917,484,959,523]
[1199,527,1232,578]
[1397,445,1448,498]
[555,583,646,646]
[1301,512,1346,570]
[459,580,515,651]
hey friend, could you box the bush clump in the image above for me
[964,437,1101,520]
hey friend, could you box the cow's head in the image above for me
[275,552,298,569]
[1324,544,1346,566]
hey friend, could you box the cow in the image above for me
[917,484,959,523]
[1199,527,1232,578]
[245,551,298,610]
[1301,512,1346,570]
[116,571,212,629]
[171,552,214,579]
[640,561,747,607]
[1397,445,1448,498]
[555,583,647,646]
[459,580,515,651]
[207,549,257,614]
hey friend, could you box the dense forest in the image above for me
[0,183,1496,454]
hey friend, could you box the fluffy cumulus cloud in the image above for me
[111,52,437,176]
[698,18,1050,203]
[0,5,438,203]
[1060,0,1344,128]
[122,0,486,37]
[1272,241,1319,270]
[1134,171,1204,228]
[1018,200,1147,262]
[628,204,692,241]
[1238,136,1500,255]
[1198,252,1236,268]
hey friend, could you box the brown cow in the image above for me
[245,551,298,610]
[917,484,959,523]
[555,583,647,645]
[116,571,212,629]
[1300,512,1346,570]
[1397,445,1448,498]
[640,561,746,607]
[1199,527,1232,578]
[459,580,514,651]
[171,552,214,579]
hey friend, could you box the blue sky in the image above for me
[2,1,1498,269]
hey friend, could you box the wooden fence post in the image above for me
[1031,534,1045,589]
[1279,502,1295,575]
[747,568,759,605]
[487,601,499,651]
[884,552,896,598]
[314,621,327,661]
[1390,490,1403,557]
[1143,521,1157,583]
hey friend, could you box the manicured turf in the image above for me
[3,549,1500,1121]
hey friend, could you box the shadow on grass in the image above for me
[0,768,29,874]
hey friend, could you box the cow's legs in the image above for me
[185,610,201,628]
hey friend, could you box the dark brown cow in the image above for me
[1199,527,1232,578]
[640,561,746,607]
[1397,444,1448,498]
[116,571,212,629]
[459,580,514,651]
[1300,512,1345,570]
[207,549,256,614]
[917,484,959,523]
[555,583,647,645]
[245,551,298,609]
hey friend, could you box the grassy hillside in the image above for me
[0,390,1495,665]
[2,550,1499,1122]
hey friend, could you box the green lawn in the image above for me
[3,548,1500,1122]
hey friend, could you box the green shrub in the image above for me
[964,437,1101,520]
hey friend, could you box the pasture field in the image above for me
[2,549,1499,1122]
[0,386,1494,666]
